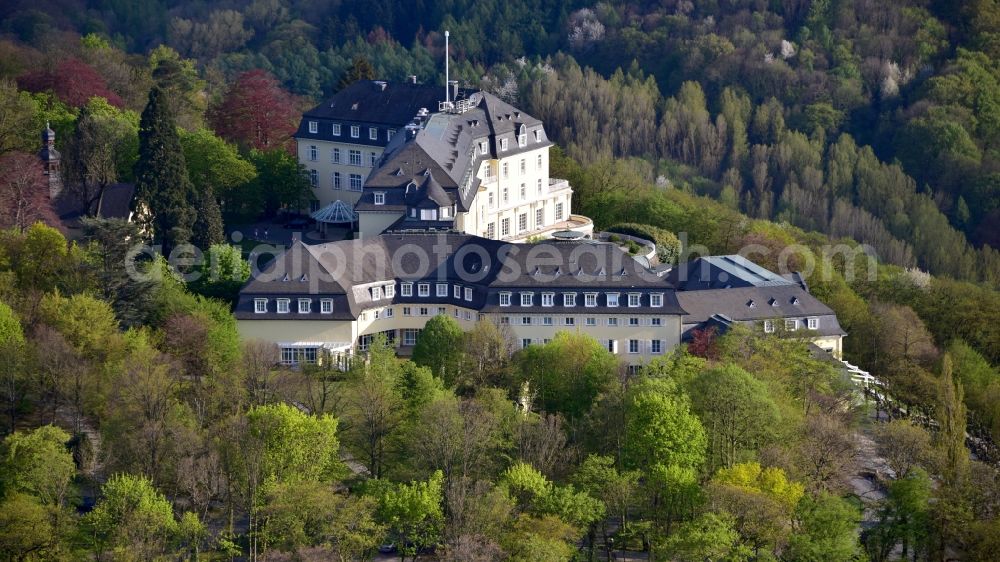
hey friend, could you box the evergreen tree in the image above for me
[134,86,196,255]
[192,187,224,248]
[937,353,969,487]
[337,55,376,90]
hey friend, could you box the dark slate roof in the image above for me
[235,234,685,320]
[54,183,135,228]
[675,285,846,336]
[666,255,797,290]
[356,91,551,215]
[302,80,449,125]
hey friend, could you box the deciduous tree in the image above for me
[209,69,298,151]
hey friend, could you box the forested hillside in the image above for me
[3,0,996,284]
[1,1,1000,560]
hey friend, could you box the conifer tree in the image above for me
[337,56,376,90]
[134,86,196,255]
[937,353,969,487]
[192,187,224,248]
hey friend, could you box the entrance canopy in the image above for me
[311,200,357,224]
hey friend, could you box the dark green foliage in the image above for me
[605,223,681,264]
[410,314,464,386]
[133,86,196,255]
[191,186,224,248]
[337,55,376,90]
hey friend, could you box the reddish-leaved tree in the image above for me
[208,69,298,151]
[687,326,720,360]
[18,58,124,108]
[0,152,58,231]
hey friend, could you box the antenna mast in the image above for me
[444,30,450,104]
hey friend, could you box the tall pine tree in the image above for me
[134,86,196,255]
[192,187,224,248]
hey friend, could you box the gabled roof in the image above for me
[676,285,845,336]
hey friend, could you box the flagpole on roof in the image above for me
[444,30,450,104]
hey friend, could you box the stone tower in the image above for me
[39,123,62,200]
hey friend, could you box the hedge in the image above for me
[606,223,682,265]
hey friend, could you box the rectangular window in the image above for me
[500,138,508,151]
[607,339,618,354]
[419,307,430,316]
[488,192,495,207]
[500,316,510,325]
[436,283,448,297]
[785,319,797,331]
[651,317,662,326]
[374,310,380,320]
[487,222,496,239]
[629,317,640,326]
[386,307,394,318]
[370,152,377,167]
[333,172,342,189]
[385,284,395,298]
[522,338,532,349]
[464,287,473,301]
[807,317,819,330]
[537,179,543,195]
[522,316,532,326]
[543,316,553,326]
[651,340,663,354]
[437,307,446,315]
[585,293,598,307]
[319,299,333,314]
[564,317,575,326]
[332,148,341,163]
[403,306,411,316]
[502,163,509,179]
[254,298,267,313]
[585,317,596,326]
[403,329,419,346]
[518,213,528,232]
[464,311,472,320]
[369,127,378,140]
[519,159,526,175]
[454,284,462,299]
[607,317,619,327]
[374,192,385,205]
[401,283,413,297]
[499,292,511,306]
[388,129,395,141]
[764,320,775,333]
[534,130,541,142]
[309,145,318,161]
[349,174,362,191]
[371,286,382,300]
[629,339,640,354]
[501,218,511,237]
[607,293,620,307]
[520,183,526,199]
[308,121,318,133]
[351,125,360,138]
[276,299,290,313]
[535,208,543,229]
[563,293,576,307]
[628,293,641,307]
[541,293,554,307]
[651,293,663,308]
[502,187,509,203]
[537,154,543,169]
[333,123,341,136]
[480,141,488,155]
[418,283,430,297]
[520,292,533,306]
[349,150,362,166]
[555,202,565,221]
[280,347,295,365]
[309,169,318,187]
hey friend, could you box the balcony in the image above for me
[506,214,594,243]
[548,178,571,193]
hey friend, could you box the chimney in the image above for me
[449,80,459,102]
[39,123,62,200]
[409,75,417,84]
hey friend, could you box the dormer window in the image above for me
[520,292,533,306]
[564,293,576,307]
[351,125,360,138]
[418,283,430,297]
[385,284,395,298]
[436,283,448,297]
[500,138,509,151]
[464,287,473,301]
[371,286,382,300]
[440,207,451,219]
[628,293,641,307]
[770,298,779,306]
[308,121,318,133]
[584,293,597,307]
[276,299,290,313]
[785,319,797,331]
[499,292,511,306]
[607,293,620,307]
[374,192,385,205]
[534,130,541,142]
[369,127,378,140]
[387,128,395,140]
[747,300,756,308]
[650,293,663,308]
[807,317,819,329]
[791,297,800,305]
[320,299,333,313]
[480,141,488,155]
[518,125,527,147]
[401,282,413,297]
[298,298,311,313]
[332,123,341,136]
[254,298,267,313]
[541,293,554,307]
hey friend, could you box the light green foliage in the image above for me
[786,493,863,562]
[411,314,465,385]
[517,331,617,418]
[372,470,445,557]
[0,223,89,295]
[501,461,604,532]
[246,402,342,487]
[0,493,65,561]
[190,243,251,302]
[38,292,122,363]
[179,127,256,196]
[711,463,804,510]
[83,473,178,559]
[641,349,707,387]
[687,364,781,471]
[0,299,23,347]
[624,378,707,472]
[502,514,578,562]
[0,425,75,505]
[0,79,40,154]
[658,512,749,562]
